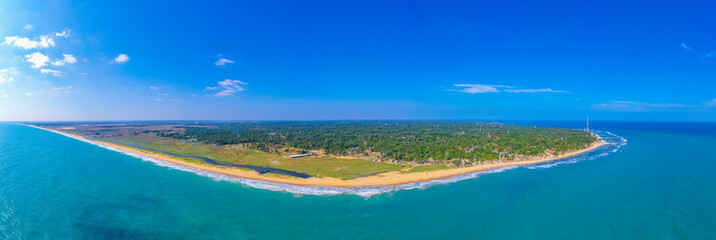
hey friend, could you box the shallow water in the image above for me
[1,122,714,239]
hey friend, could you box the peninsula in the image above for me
[25,121,608,187]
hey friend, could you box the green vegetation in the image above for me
[37,121,596,179]
[157,121,596,166]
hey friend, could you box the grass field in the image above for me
[109,134,415,180]
[403,164,452,173]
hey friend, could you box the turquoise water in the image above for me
[1,122,715,239]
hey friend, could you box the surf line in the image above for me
[107,140,311,178]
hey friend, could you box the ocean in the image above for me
[0,121,714,239]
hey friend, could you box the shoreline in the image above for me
[24,124,609,188]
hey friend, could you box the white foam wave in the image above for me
[31,124,627,197]
[526,130,626,170]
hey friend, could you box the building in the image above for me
[288,153,315,158]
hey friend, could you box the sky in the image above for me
[0,0,715,122]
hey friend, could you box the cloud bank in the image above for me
[593,100,688,112]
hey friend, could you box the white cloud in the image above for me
[154,98,163,101]
[593,100,687,112]
[52,54,78,66]
[504,88,569,93]
[208,79,248,96]
[0,67,18,83]
[204,86,218,90]
[24,92,33,96]
[681,43,692,51]
[25,52,50,68]
[706,99,716,107]
[215,58,235,66]
[451,84,568,94]
[679,44,716,63]
[113,54,130,63]
[609,101,685,108]
[451,84,511,93]
[40,68,62,77]
[596,99,716,111]
[2,94,8,98]
[149,86,161,90]
[24,24,33,30]
[4,35,55,49]
[53,85,72,91]
[54,30,71,38]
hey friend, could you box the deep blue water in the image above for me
[0,122,715,239]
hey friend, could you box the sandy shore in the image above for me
[28,124,609,187]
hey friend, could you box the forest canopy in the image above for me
[153,121,596,165]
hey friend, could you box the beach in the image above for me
[27,124,609,187]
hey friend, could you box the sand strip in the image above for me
[25,124,609,187]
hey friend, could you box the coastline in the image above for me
[25,124,609,188]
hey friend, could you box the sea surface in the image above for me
[0,121,714,239]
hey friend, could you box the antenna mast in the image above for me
[586,116,589,132]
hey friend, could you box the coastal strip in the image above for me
[111,140,312,178]
[22,123,611,189]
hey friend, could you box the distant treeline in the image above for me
[154,121,596,165]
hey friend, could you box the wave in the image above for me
[33,125,627,197]
[526,130,626,169]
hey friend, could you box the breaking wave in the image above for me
[526,130,626,169]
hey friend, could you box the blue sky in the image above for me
[0,0,714,121]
